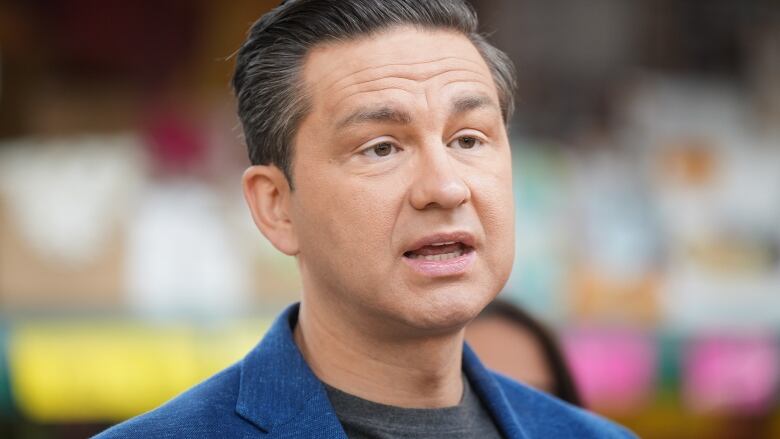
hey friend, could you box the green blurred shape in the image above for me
[656,331,681,393]
[0,323,15,418]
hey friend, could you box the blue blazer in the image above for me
[96,303,635,438]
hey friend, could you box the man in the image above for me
[98,1,635,437]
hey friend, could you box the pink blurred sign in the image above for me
[682,335,779,415]
[563,330,657,412]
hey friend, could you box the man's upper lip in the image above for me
[404,231,476,254]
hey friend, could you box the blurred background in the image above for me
[0,0,778,437]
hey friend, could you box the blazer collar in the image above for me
[463,342,530,439]
[235,302,528,438]
[235,303,346,436]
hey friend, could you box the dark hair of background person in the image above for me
[477,299,584,407]
[231,0,517,188]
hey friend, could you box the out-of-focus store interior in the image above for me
[1,0,779,437]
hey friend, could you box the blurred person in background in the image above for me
[96,0,633,438]
[467,299,583,406]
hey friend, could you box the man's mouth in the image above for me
[401,232,477,277]
[403,241,473,261]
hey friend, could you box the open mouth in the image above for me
[403,241,474,262]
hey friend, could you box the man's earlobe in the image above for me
[242,165,299,256]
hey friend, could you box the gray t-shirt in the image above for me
[323,375,505,439]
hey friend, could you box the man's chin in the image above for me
[391,294,494,335]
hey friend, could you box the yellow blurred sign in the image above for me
[8,319,268,422]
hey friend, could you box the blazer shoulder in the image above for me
[94,362,256,438]
[491,372,638,439]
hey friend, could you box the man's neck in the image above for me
[293,299,465,408]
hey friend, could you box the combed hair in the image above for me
[232,0,516,187]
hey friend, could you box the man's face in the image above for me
[290,27,515,333]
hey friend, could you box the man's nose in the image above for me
[409,145,471,210]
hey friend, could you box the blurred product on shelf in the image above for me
[563,329,657,413]
[504,146,570,320]
[124,180,251,316]
[6,318,268,423]
[0,136,143,310]
[682,334,779,415]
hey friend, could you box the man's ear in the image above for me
[242,165,299,256]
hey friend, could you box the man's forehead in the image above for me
[301,27,497,108]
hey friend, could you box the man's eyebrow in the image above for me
[449,94,499,116]
[336,106,413,128]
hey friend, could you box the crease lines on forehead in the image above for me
[439,79,497,93]
[332,78,492,108]
[331,68,488,96]
[319,56,487,94]
[331,87,419,113]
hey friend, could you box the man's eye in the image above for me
[449,136,482,149]
[362,142,398,158]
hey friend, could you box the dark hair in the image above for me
[476,299,583,407]
[232,0,516,188]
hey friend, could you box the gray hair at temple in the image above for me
[232,0,517,188]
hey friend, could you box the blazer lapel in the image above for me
[463,342,530,439]
[235,303,347,438]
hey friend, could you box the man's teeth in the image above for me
[407,248,465,261]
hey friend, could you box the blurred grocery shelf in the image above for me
[0,317,778,439]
